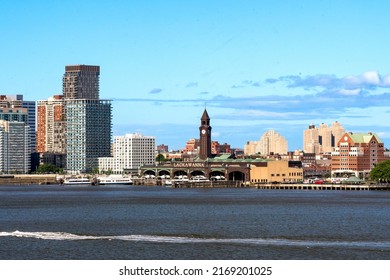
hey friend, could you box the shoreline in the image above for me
[0,175,389,191]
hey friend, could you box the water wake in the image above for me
[1,231,389,250]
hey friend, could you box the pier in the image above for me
[255,183,390,191]
[172,180,242,188]
[133,178,390,191]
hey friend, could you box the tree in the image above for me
[37,163,59,174]
[156,154,166,163]
[370,160,390,182]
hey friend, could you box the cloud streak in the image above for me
[266,71,390,94]
[149,88,163,94]
[111,71,390,122]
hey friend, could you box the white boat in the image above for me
[97,175,133,185]
[63,178,90,185]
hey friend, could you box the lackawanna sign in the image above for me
[173,162,206,168]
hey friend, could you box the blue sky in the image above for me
[1,0,390,150]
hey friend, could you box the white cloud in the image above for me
[339,88,361,96]
[382,74,390,86]
[360,71,380,85]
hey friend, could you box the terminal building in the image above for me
[140,109,303,184]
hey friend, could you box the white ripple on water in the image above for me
[1,231,389,250]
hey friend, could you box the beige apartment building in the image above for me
[303,121,345,154]
[244,129,288,156]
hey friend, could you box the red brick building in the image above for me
[331,132,387,178]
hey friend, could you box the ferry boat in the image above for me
[63,178,90,185]
[97,175,133,185]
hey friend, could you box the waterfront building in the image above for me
[331,132,387,178]
[98,133,155,174]
[139,108,302,183]
[244,129,288,156]
[0,120,30,173]
[62,64,112,174]
[250,160,303,184]
[66,99,112,174]
[63,65,100,99]
[303,122,345,154]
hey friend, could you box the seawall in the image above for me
[0,175,58,185]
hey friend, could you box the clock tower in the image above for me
[199,109,212,160]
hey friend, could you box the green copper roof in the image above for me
[348,132,383,143]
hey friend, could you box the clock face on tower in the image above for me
[201,129,206,134]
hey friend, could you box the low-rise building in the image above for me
[250,160,303,184]
[331,132,387,178]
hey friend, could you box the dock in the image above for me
[255,183,390,191]
[133,177,389,191]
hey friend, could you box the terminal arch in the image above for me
[210,171,225,180]
[190,170,205,177]
[158,170,171,177]
[173,170,188,177]
[228,171,245,181]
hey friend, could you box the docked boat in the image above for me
[97,175,133,185]
[63,178,90,185]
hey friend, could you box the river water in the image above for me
[0,185,389,259]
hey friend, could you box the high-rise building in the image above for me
[303,124,321,154]
[0,95,36,153]
[99,133,155,174]
[303,122,345,154]
[61,64,112,174]
[63,65,100,99]
[244,129,288,155]
[0,120,30,173]
[259,130,288,155]
[244,141,258,156]
[331,121,345,146]
[66,99,112,173]
[331,132,387,178]
[37,95,66,154]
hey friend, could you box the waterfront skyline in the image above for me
[1,1,390,150]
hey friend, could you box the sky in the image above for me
[1,0,390,151]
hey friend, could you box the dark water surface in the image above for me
[0,185,389,259]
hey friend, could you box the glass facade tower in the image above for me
[65,99,112,173]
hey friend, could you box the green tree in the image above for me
[91,167,100,174]
[370,160,390,182]
[156,154,165,163]
[37,163,59,174]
